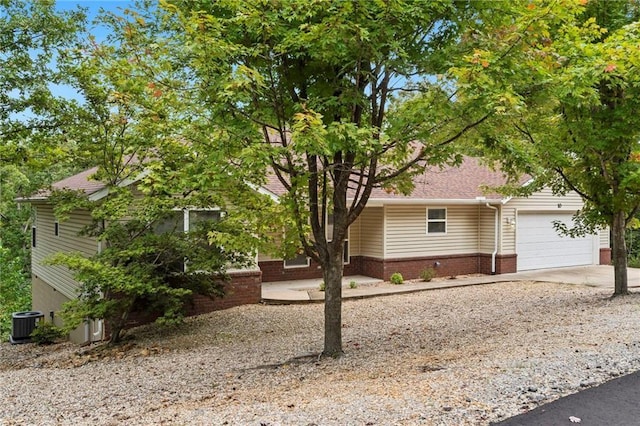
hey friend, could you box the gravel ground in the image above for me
[2,281,640,426]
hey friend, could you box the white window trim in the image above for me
[326,212,350,265]
[426,207,447,235]
[342,239,350,265]
[162,207,225,273]
[181,208,225,232]
[284,252,311,269]
[31,210,37,248]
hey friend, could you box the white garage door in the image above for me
[517,213,595,271]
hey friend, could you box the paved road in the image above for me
[494,369,640,425]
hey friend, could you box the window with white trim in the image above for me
[31,210,37,248]
[427,208,447,234]
[155,209,223,234]
[284,251,310,268]
[327,213,350,264]
[154,208,224,272]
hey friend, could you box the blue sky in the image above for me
[48,1,135,101]
[55,1,134,39]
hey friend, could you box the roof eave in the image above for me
[360,197,504,207]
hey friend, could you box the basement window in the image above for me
[427,208,447,234]
[284,252,310,268]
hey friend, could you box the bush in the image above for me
[30,322,64,345]
[349,280,358,289]
[0,248,32,341]
[629,256,640,268]
[390,272,404,285]
[420,267,436,282]
[319,281,325,291]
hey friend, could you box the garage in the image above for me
[516,212,595,271]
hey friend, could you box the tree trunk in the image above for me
[612,210,629,296]
[322,251,344,357]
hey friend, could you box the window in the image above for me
[284,252,310,268]
[54,221,59,237]
[154,209,224,272]
[31,226,36,248]
[427,208,447,234]
[327,213,350,265]
[342,240,349,264]
[188,210,223,231]
[155,209,223,234]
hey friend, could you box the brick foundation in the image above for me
[600,248,612,265]
[483,254,518,274]
[382,254,483,280]
[185,270,262,315]
[261,253,518,282]
[259,258,361,282]
[124,269,262,331]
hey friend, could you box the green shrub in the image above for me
[0,248,32,341]
[420,267,436,282]
[30,322,64,345]
[629,256,640,268]
[349,280,358,289]
[390,272,404,285]
[319,281,325,291]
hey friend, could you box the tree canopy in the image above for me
[462,0,640,295]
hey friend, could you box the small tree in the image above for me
[50,208,254,344]
[43,9,276,343]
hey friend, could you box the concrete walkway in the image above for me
[261,265,640,303]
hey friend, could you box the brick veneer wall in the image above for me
[185,270,262,315]
[360,256,385,280]
[382,254,482,280]
[124,270,262,331]
[259,258,362,282]
[600,248,612,265]
[358,253,518,281]
[479,254,518,274]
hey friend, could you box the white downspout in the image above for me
[92,237,105,341]
[485,203,498,275]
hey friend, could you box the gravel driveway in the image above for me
[1,281,640,425]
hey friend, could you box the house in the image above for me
[258,157,611,282]
[23,157,610,343]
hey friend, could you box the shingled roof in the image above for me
[24,167,106,201]
[368,157,514,202]
[27,157,520,204]
[262,157,520,203]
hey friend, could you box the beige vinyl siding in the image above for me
[349,216,361,256]
[508,188,584,210]
[32,204,97,299]
[502,207,517,254]
[385,205,478,258]
[359,207,384,258]
[503,189,585,254]
[478,206,497,253]
[257,221,360,261]
[599,228,610,248]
